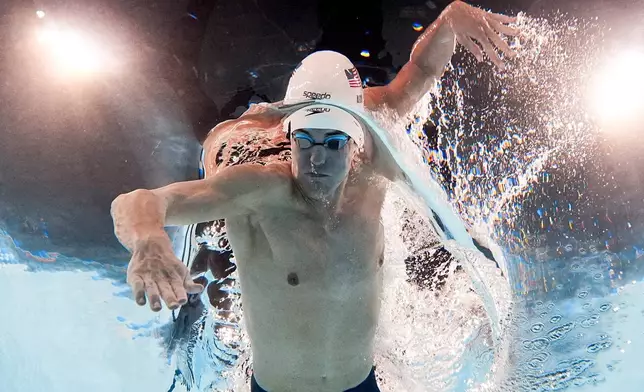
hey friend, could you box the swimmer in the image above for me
[111,2,518,391]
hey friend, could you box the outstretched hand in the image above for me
[442,1,519,69]
[127,236,204,312]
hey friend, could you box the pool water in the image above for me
[2,220,642,391]
[1,10,643,392]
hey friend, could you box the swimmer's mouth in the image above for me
[307,172,329,177]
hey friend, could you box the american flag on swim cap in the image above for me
[345,67,362,88]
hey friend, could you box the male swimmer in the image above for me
[111,2,518,391]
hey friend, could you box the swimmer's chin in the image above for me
[296,179,334,200]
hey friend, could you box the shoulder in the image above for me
[255,162,293,184]
[217,162,292,189]
[222,162,295,211]
[205,103,285,140]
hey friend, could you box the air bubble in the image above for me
[587,340,612,353]
[522,338,550,351]
[528,352,550,369]
[581,315,600,328]
[547,322,575,341]
[599,303,611,312]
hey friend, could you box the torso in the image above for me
[204,103,388,391]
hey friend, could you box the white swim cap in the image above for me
[283,50,364,112]
[283,104,364,148]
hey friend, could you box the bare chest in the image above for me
[251,205,384,287]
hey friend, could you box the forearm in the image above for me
[365,10,456,116]
[111,189,170,252]
[368,1,518,116]
[409,12,456,79]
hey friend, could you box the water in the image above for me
[1,11,644,392]
[0,238,171,391]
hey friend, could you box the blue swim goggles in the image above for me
[292,131,350,150]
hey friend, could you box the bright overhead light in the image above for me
[36,25,110,76]
[588,49,644,124]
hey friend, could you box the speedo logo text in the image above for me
[303,91,331,100]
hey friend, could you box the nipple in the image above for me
[287,272,299,286]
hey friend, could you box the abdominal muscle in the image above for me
[225,213,385,392]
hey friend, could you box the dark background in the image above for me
[0,0,642,264]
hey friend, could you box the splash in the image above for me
[134,12,616,392]
[368,11,615,392]
[407,13,607,243]
[373,194,509,392]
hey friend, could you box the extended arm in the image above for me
[110,163,290,312]
[365,20,455,117]
[365,1,518,117]
[111,163,289,251]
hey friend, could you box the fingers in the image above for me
[157,278,180,310]
[471,28,504,69]
[488,18,520,36]
[488,13,517,24]
[484,24,515,58]
[132,271,190,311]
[172,281,189,307]
[143,277,162,312]
[129,275,147,306]
[455,32,484,62]
[170,272,190,306]
[128,251,205,312]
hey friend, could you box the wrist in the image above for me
[131,227,171,250]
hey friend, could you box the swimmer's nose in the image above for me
[309,145,327,166]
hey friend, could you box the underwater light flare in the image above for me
[36,25,111,76]
[588,49,644,125]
